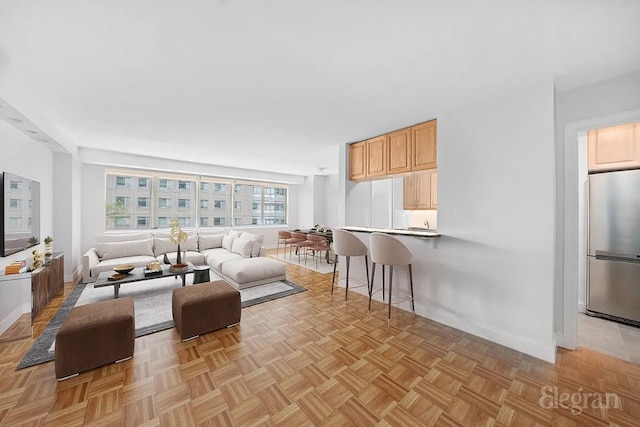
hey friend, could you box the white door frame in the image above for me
[560,108,640,350]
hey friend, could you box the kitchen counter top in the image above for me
[341,226,441,238]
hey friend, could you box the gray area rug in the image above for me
[17,273,306,370]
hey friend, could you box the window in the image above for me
[116,176,131,187]
[9,199,21,209]
[9,180,21,190]
[105,171,286,230]
[9,217,22,226]
[115,196,131,207]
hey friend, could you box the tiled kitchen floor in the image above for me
[578,312,640,363]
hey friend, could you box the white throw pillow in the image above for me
[154,233,198,255]
[95,238,154,260]
[222,235,235,252]
[228,230,243,239]
[153,236,178,256]
[199,234,224,250]
[231,237,253,258]
[241,232,264,257]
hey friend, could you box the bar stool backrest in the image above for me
[369,232,413,266]
[332,228,368,257]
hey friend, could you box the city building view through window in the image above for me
[105,172,288,230]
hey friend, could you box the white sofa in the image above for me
[83,229,286,289]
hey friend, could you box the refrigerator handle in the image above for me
[595,250,640,262]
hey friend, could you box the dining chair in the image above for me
[290,231,311,263]
[369,232,415,325]
[305,233,331,269]
[331,228,369,301]
[277,231,296,258]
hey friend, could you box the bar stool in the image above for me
[369,232,415,325]
[331,228,369,301]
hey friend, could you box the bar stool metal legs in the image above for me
[368,232,415,325]
[332,255,369,301]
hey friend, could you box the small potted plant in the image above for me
[44,236,53,257]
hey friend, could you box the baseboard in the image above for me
[348,285,556,363]
[0,306,27,336]
[578,301,586,313]
[65,266,83,284]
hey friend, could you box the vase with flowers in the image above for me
[170,217,188,265]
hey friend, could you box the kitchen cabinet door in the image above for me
[388,127,412,174]
[588,122,640,172]
[411,120,437,171]
[404,171,437,210]
[367,135,388,177]
[349,141,367,180]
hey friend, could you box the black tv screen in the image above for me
[1,172,41,257]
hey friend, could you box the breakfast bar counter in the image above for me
[341,226,441,238]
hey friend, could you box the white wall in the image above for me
[0,120,54,332]
[555,69,640,348]
[343,80,557,361]
[0,120,54,271]
[323,173,339,228]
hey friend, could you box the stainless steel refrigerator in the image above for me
[587,169,640,325]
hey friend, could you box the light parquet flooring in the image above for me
[0,255,639,426]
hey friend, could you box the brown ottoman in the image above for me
[55,297,135,380]
[172,280,241,340]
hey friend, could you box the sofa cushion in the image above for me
[199,234,225,251]
[95,238,154,260]
[207,251,243,272]
[231,237,253,258]
[222,257,287,289]
[240,232,264,257]
[156,251,205,266]
[228,230,242,239]
[154,233,198,256]
[222,235,234,252]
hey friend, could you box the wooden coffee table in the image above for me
[94,263,195,299]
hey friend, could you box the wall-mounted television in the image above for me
[0,172,41,257]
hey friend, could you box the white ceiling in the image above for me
[1,0,639,176]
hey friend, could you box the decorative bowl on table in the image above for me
[113,264,135,274]
[169,263,188,274]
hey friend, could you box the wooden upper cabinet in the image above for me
[348,118,437,181]
[366,135,388,178]
[588,122,640,172]
[349,141,367,180]
[387,127,412,174]
[411,119,437,171]
[404,170,437,210]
